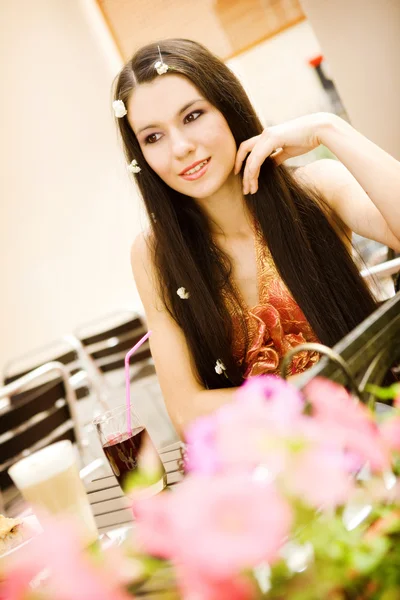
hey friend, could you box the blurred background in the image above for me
[1,0,400,448]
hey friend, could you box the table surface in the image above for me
[4,442,185,599]
[86,441,185,534]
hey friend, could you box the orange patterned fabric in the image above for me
[227,226,320,378]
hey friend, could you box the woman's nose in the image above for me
[170,129,195,159]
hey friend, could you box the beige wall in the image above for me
[0,0,145,373]
[0,0,326,374]
[228,20,327,126]
[301,0,400,159]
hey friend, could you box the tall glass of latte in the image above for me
[8,440,98,546]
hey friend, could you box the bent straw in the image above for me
[125,330,152,435]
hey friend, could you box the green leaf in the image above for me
[365,383,400,401]
[380,587,400,600]
[123,467,164,494]
[351,536,390,573]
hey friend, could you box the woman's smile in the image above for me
[179,157,211,181]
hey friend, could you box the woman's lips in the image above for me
[179,158,211,181]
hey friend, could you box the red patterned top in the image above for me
[227,227,320,378]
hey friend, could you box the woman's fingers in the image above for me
[235,131,284,194]
[242,135,277,194]
[234,136,259,175]
[243,165,260,195]
[236,115,323,191]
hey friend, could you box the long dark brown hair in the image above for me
[113,38,377,389]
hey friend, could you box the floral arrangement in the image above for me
[2,376,400,600]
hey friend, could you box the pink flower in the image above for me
[1,563,39,600]
[185,413,221,475]
[135,474,291,580]
[177,569,255,600]
[236,375,304,423]
[304,378,390,471]
[132,490,176,558]
[185,398,268,475]
[186,397,290,476]
[2,515,131,600]
[305,378,365,424]
[186,376,308,477]
[100,544,144,587]
[217,403,297,476]
[381,415,400,453]
[287,448,354,508]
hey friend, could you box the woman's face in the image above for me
[127,75,237,199]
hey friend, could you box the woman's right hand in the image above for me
[234,112,336,195]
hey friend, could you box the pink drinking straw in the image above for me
[125,330,152,435]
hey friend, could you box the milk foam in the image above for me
[8,440,76,489]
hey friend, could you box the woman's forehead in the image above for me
[127,75,204,132]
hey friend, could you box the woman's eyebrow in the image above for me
[177,98,204,115]
[136,98,204,135]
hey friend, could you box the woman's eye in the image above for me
[145,132,162,144]
[184,110,203,124]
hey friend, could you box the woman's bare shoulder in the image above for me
[293,159,353,244]
[130,229,159,306]
[293,158,348,199]
[131,229,153,273]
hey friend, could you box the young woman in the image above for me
[113,39,400,435]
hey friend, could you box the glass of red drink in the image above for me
[93,405,166,495]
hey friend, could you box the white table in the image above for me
[86,441,185,534]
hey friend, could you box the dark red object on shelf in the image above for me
[308,54,324,68]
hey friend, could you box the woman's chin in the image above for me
[168,168,232,200]
[184,178,230,201]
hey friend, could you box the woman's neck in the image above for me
[196,172,253,239]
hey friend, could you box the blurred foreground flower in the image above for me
[3,375,400,600]
[1,515,134,600]
[134,474,292,580]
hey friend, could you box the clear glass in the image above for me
[8,440,98,546]
[93,404,166,495]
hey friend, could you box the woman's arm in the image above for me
[295,158,400,252]
[318,114,400,244]
[131,233,236,437]
[235,113,400,251]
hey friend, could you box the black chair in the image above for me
[281,291,400,405]
[75,311,154,386]
[75,311,178,449]
[3,337,110,426]
[3,338,92,402]
[0,362,85,513]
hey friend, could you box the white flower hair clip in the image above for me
[127,159,141,174]
[177,287,190,299]
[154,45,169,75]
[155,61,169,75]
[215,359,226,375]
[113,99,127,118]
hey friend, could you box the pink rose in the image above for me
[185,413,221,475]
[305,378,390,471]
[288,447,354,508]
[177,569,255,600]
[2,516,130,600]
[381,415,400,453]
[135,474,292,580]
[186,376,308,477]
